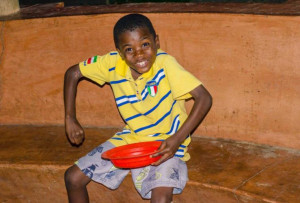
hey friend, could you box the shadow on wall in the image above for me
[18,0,287,7]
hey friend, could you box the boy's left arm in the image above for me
[152,84,212,165]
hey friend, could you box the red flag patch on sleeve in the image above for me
[83,56,98,66]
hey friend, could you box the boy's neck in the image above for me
[130,67,142,80]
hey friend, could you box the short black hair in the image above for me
[113,14,156,49]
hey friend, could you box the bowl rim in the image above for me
[102,141,162,160]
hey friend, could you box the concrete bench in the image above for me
[1,125,299,202]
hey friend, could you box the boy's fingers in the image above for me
[151,144,168,157]
[69,136,75,144]
[69,130,84,145]
[68,132,76,143]
[74,133,84,145]
[74,135,80,144]
[157,142,165,151]
[151,148,164,157]
[151,153,170,166]
[151,141,167,157]
[71,134,78,144]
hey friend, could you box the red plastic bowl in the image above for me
[101,141,162,168]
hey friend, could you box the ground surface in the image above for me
[1,125,300,202]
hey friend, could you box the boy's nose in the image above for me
[135,48,144,58]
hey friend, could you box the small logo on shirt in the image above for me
[83,56,98,66]
[146,80,157,97]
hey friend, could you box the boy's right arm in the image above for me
[64,64,85,146]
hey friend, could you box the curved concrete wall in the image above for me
[0,13,299,149]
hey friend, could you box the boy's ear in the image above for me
[155,35,160,49]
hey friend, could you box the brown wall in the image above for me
[0,13,299,149]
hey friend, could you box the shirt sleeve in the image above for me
[163,55,202,100]
[79,53,114,85]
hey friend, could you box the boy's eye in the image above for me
[125,48,133,53]
[142,42,150,47]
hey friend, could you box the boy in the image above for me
[64,14,212,203]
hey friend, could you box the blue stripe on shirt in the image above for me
[125,90,172,122]
[116,129,131,135]
[134,100,177,133]
[117,99,139,107]
[110,137,123,140]
[156,52,167,56]
[110,79,127,84]
[166,114,180,135]
[109,67,115,71]
[116,95,139,107]
[152,69,164,81]
[115,95,137,102]
[141,89,149,100]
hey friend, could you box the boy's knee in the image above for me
[64,165,90,188]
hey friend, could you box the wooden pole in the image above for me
[0,0,20,16]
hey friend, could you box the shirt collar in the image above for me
[115,55,128,77]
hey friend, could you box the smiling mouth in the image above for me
[136,60,148,68]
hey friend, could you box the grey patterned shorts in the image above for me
[76,141,188,199]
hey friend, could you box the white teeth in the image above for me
[137,61,146,66]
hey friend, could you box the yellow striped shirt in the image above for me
[79,49,202,161]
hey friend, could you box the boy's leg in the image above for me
[151,187,173,203]
[65,164,91,203]
[64,141,130,202]
[131,157,188,200]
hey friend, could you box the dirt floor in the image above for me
[1,125,300,202]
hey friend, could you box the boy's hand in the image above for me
[65,117,85,146]
[151,136,181,166]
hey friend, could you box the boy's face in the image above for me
[117,27,160,76]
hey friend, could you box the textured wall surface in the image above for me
[0,13,299,149]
